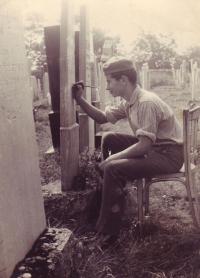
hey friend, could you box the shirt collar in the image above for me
[128,85,141,107]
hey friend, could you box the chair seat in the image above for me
[151,172,185,180]
[149,163,196,181]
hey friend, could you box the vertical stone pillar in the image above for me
[60,0,79,191]
[141,63,150,90]
[30,75,39,101]
[0,3,46,277]
[44,25,60,149]
[43,72,50,98]
[79,5,95,153]
[98,62,107,110]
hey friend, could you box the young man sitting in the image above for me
[72,57,183,245]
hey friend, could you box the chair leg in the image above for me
[137,179,144,227]
[144,179,151,216]
[186,172,200,228]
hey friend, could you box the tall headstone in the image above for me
[97,62,107,110]
[43,72,50,98]
[79,5,95,153]
[141,63,150,90]
[60,0,79,190]
[30,75,39,101]
[44,26,60,148]
[0,3,46,277]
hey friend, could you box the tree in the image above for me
[185,46,200,65]
[23,11,47,78]
[92,28,120,60]
[130,32,177,69]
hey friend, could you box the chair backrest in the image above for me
[183,106,200,171]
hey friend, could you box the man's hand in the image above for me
[97,136,153,174]
[98,154,117,173]
[71,81,84,102]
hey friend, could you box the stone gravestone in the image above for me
[30,75,39,101]
[43,72,50,99]
[0,3,46,277]
[79,5,95,153]
[60,0,79,190]
[44,25,60,149]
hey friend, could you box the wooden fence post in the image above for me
[60,0,79,191]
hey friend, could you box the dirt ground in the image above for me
[35,86,200,278]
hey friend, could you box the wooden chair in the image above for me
[136,106,200,229]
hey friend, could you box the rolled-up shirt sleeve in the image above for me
[105,101,127,124]
[136,101,159,143]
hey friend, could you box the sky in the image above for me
[23,0,200,53]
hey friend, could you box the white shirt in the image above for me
[105,85,183,144]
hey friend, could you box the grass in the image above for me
[35,87,200,278]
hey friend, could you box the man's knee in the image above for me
[104,160,121,178]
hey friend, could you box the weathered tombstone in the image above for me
[30,75,40,101]
[97,62,107,110]
[78,5,95,153]
[60,0,79,190]
[141,63,150,90]
[43,71,50,98]
[44,25,60,148]
[0,3,46,277]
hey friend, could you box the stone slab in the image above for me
[0,3,46,277]
[12,228,75,278]
[42,180,62,194]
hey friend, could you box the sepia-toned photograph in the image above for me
[1,0,200,277]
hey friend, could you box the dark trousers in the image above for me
[96,132,184,236]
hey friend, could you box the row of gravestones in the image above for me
[45,24,120,152]
[30,73,51,104]
[173,60,200,100]
[140,63,176,90]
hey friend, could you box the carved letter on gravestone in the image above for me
[0,3,46,277]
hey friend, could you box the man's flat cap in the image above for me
[103,57,134,74]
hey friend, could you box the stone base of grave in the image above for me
[12,228,76,278]
[60,123,79,191]
[42,181,98,228]
[79,113,95,153]
[79,113,89,153]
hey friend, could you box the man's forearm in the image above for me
[76,97,107,124]
[106,139,152,161]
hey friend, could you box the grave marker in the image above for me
[0,3,46,277]
[60,0,79,190]
[78,5,95,153]
[44,25,60,149]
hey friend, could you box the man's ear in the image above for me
[120,75,128,83]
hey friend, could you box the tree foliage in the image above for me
[130,32,177,69]
[24,11,46,78]
[92,28,120,58]
[185,46,200,65]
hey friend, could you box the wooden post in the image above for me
[60,0,79,191]
[78,5,95,153]
[141,63,150,90]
